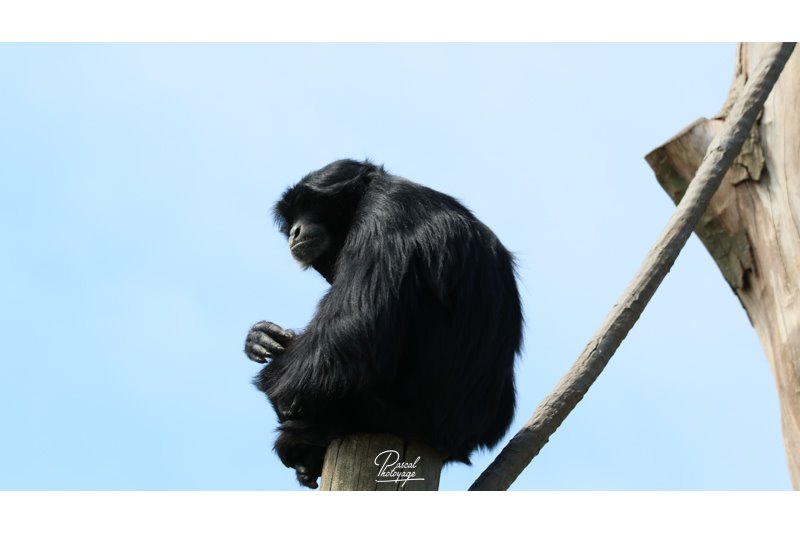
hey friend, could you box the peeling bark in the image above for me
[646,42,800,488]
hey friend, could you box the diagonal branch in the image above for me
[470,42,796,491]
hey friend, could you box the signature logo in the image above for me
[374,449,425,487]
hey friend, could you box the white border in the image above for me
[0,492,798,532]
[0,0,795,41]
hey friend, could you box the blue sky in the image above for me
[0,43,790,490]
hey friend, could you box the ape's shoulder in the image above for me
[364,174,477,227]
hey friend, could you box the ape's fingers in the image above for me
[250,331,286,355]
[252,321,295,343]
[245,342,270,364]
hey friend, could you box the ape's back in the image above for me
[346,174,523,462]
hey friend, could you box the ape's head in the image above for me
[273,159,380,282]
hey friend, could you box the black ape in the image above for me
[245,159,523,488]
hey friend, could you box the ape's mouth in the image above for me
[290,238,315,251]
[290,235,328,265]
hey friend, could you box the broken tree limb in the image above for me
[646,42,800,488]
[470,42,796,491]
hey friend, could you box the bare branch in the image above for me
[469,42,796,491]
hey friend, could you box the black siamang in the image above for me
[244,159,523,488]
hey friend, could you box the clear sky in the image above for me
[0,43,790,490]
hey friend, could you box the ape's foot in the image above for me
[275,431,326,489]
[288,448,324,489]
[295,464,321,489]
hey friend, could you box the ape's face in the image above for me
[274,162,372,282]
[286,216,331,267]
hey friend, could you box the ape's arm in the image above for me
[261,244,412,409]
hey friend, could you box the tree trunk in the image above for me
[646,42,800,488]
[320,434,442,490]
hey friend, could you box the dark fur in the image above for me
[251,159,523,487]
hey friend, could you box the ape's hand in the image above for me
[244,321,295,364]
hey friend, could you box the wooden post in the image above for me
[320,434,442,491]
